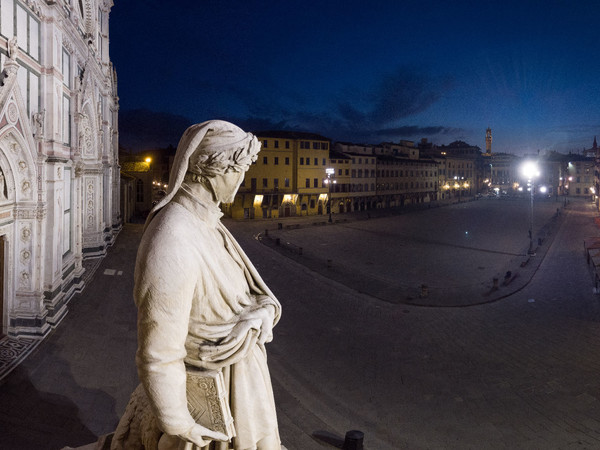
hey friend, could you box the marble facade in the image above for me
[0,0,119,339]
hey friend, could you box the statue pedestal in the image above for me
[61,433,113,450]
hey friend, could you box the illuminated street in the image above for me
[2,197,600,449]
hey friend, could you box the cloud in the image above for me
[119,109,193,151]
[233,66,456,144]
[367,68,452,124]
[118,67,458,149]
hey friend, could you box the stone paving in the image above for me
[1,197,599,449]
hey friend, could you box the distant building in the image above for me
[0,1,119,338]
[420,140,480,200]
[228,131,330,219]
[564,154,595,197]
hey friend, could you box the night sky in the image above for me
[110,1,600,155]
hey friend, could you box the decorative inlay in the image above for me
[6,103,18,124]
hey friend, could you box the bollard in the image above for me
[275,238,280,246]
[419,284,428,298]
[342,430,364,450]
[327,259,332,268]
[265,229,268,236]
[538,237,542,246]
[298,247,303,255]
[493,277,499,289]
[278,222,282,230]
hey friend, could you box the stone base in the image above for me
[61,433,112,450]
[61,433,288,449]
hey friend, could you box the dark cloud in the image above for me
[374,126,463,138]
[367,68,452,124]
[236,66,456,144]
[118,68,457,149]
[119,109,193,151]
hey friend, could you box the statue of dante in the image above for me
[112,120,282,450]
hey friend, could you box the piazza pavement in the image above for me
[1,196,600,449]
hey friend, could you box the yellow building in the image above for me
[226,131,331,219]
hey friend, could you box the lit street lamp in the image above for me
[521,161,540,255]
[325,167,335,222]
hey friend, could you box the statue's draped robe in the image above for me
[113,189,281,450]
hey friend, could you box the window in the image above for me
[274,178,279,189]
[305,178,310,188]
[285,157,290,165]
[284,178,289,187]
[323,158,326,165]
[136,179,144,202]
[306,158,310,166]
[338,169,342,176]
[274,140,279,148]
[63,95,70,144]
[313,178,318,188]
[63,168,72,256]
[274,157,279,165]
[285,141,290,149]
[263,156,268,165]
[1,0,14,39]
[250,178,257,191]
[263,140,268,148]
[314,158,318,165]
[300,157,304,165]
[313,142,319,149]
[262,178,268,188]
[345,169,349,175]
[63,48,71,88]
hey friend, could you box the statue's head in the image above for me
[146,120,260,225]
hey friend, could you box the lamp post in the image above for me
[325,167,335,222]
[521,161,540,255]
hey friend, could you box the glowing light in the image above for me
[145,157,152,163]
[539,186,547,194]
[521,161,539,179]
[253,195,263,206]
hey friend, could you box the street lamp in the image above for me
[325,167,335,222]
[521,161,540,255]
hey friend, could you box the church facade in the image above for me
[0,0,119,339]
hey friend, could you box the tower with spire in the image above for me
[485,127,492,155]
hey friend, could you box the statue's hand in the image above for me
[179,423,229,447]
[220,305,275,346]
[241,305,275,345]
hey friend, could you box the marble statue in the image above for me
[112,120,282,450]
[7,36,18,61]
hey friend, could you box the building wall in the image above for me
[0,0,119,338]
[566,159,595,197]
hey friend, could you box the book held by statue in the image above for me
[186,368,236,439]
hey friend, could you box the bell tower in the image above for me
[485,127,492,155]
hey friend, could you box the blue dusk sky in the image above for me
[110,0,600,155]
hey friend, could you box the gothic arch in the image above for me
[79,99,99,160]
